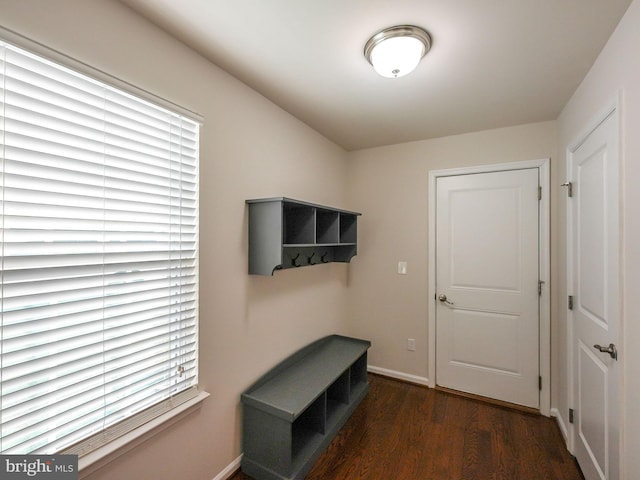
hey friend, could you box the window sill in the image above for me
[78,391,210,479]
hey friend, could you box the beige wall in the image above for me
[0,1,352,479]
[557,0,640,477]
[345,121,558,383]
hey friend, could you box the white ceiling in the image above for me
[119,0,631,151]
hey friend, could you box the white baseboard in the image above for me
[367,365,429,386]
[212,455,242,480]
[550,408,568,443]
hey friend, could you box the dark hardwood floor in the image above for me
[232,374,584,480]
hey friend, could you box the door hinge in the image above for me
[539,376,542,391]
[561,181,573,197]
[538,186,542,200]
[569,408,575,424]
[568,295,574,310]
[538,280,544,296]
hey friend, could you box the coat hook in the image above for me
[308,252,317,265]
[321,252,329,263]
[292,253,302,267]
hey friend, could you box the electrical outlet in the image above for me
[407,338,416,351]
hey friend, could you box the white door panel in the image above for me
[436,168,540,408]
[578,342,608,477]
[449,186,522,291]
[570,110,620,480]
[450,309,520,373]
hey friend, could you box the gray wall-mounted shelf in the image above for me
[241,335,371,480]
[246,197,361,275]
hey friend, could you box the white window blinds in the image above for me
[0,40,199,455]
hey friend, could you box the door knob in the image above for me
[438,294,454,306]
[593,343,618,360]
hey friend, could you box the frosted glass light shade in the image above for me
[370,36,425,78]
[364,25,431,79]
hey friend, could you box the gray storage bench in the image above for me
[241,335,371,480]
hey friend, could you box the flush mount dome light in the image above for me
[364,25,431,78]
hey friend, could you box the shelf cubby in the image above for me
[350,353,368,397]
[292,394,326,463]
[326,370,350,429]
[283,203,315,245]
[340,213,357,244]
[316,208,340,244]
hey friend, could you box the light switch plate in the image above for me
[398,261,408,275]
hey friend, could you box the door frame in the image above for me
[428,158,551,416]
[565,96,622,456]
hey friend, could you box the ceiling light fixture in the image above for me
[364,25,432,78]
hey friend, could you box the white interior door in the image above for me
[436,168,540,408]
[569,110,620,480]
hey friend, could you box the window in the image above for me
[0,40,200,455]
